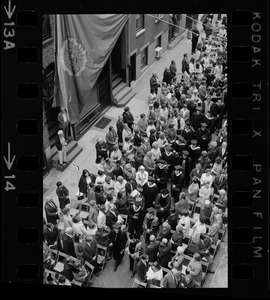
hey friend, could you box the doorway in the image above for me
[130,53,136,83]
[111,35,123,78]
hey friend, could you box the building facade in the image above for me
[42,14,187,176]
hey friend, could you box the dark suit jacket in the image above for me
[44,201,59,225]
[122,111,134,126]
[44,226,59,246]
[213,175,227,194]
[146,241,160,263]
[217,146,227,160]
[157,243,172,268]
[82,239,98,263]
[136,259,148,282]
[62,233,76,258]
[166,213,179,231]
[106,210,118,229]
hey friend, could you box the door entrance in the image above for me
[130,53,136,83]
[97,59,111,112]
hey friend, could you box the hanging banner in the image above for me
[53,14,128,123]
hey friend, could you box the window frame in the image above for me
[136,14,145,32]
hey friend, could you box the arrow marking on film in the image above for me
[3,142,16,170]
[4,0,16,19]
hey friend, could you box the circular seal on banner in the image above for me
[59,38,87,77]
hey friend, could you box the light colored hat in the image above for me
[58,130,64,135]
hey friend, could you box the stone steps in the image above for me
[114,87,136,108]
[51,140,83,172]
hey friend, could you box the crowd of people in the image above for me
[43,16,228,288]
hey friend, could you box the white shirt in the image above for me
[97,210,106,228]
[147,124,156,138]
[136,171,149,186]
[146,267,163,281]
[95,174,106,186]
[191,221,206,242]
[151,147,161,161]
[200,173,214,187]
[178,215,190,237]
[114,180,127,195]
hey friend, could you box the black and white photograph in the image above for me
[42,13,228,288]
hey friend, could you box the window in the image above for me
[141,47,148,69]
[156,35,162,48]
[136,14,144,31]
[42,15,52,41]
[155,14,164,23]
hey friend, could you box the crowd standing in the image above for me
[43,16,228,288]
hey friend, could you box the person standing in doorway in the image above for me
[55,130,67,167]
[57,106,70,140]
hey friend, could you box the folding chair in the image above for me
[193,203,202,221]
[200,260,209,287]
[209,240,221,258]
[96,243,107,271]
[49,249,59,267]
[84,261,95,279]
[161,267,171,277]
[120,214,128,227]
[71,279,83,286]
[53,251,70,274]
[218,228,226,241]
[188,199,195,218]
[79,200,90,213]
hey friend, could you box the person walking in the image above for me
[110,222,128,271]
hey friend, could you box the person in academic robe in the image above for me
[142,176,159,212]
[142,209,160,245]
[155,189,172,225]
[170,165,185,202]
[188,139,201,169]
[190,107,204,132]
[166,207,179,231]
[179,119,195,146]
[154,159,169,191]
[128,198,144,239]
[110,222,128,271]
[178,150,193,187]
[195,122,211,152]
[161,145,177,178]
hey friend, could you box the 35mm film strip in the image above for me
[2,0,269,295]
